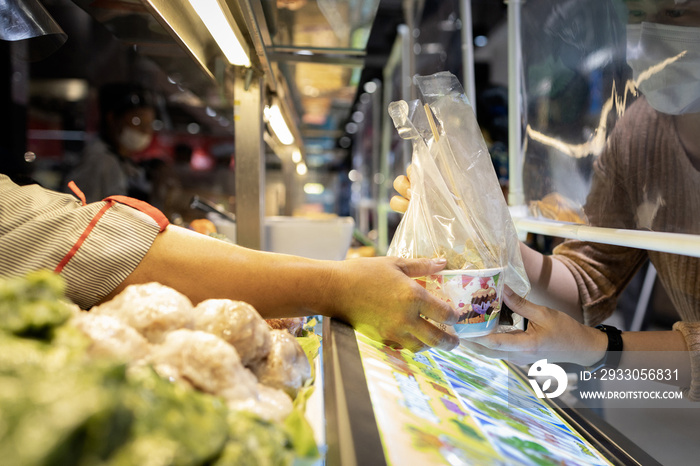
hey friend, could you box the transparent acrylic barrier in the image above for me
[520,0,700,237]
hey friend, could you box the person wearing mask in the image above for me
[391,0,700,396]
[66,82,156,202]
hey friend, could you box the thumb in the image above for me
[502,286,543,322]
[399,258,447,278]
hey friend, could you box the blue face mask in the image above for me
[626,22,700,115]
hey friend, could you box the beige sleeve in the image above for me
[552,240,648,326]
[671,321,700,401]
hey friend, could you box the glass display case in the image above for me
[323,318,661,466]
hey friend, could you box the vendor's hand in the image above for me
[461,287,608,367]
[389,164,413,213]
[327,256,460,353]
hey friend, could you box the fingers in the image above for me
[466,330,531,353]
[386,334,427,353]
[389,195,410,213]
[381,303,460,352]
[398,257,448,278]
[379,321,456,353]
[502,286,545,322]
[393,174,411,199]
[412,317,459,351]
[419,295,459,326]
[459,338,501,358]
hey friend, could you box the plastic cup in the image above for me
[416,267,505,338]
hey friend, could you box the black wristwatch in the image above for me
[586,325,624,373]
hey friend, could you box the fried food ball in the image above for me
[92,282,194,343]
[148,329,258,401]
[250,329,311,397]
[227,384,294,423]
[193,299,272,366]
[71,312,150,362]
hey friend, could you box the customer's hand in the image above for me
[461,286,607,366]
[326,256,460,353]
[389,164,412,213]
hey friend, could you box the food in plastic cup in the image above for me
[416,267,505,338]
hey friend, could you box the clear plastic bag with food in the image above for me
[387,71,530,337]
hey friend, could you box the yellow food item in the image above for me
[433,243,486,270]
[529,192,588,224]
[189,218,217,236]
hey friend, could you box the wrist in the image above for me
[580,324,609,366]
[315,260,344,318]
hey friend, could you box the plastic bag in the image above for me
[387,72,530,336]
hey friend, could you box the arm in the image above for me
[519,242,583,321]
[105,225,461,352]
[2,175,459,353]
[464,288,692,388]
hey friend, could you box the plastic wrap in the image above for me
[387,72,531,336]
[92,282,194,343]
[251,329,312,398]
[193,299,272,367]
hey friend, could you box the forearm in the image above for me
[616,330,691,388]
[104,225,334,318]
[103,225,462,353]
[519,242,583,321]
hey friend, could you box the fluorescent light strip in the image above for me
[188,0,250,67]
[264,104,295,145]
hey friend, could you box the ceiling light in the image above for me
[296,163,308,175]
[292,148,302,163]
[264,104,295,145]
[304,183,324,195]
[188,0,250,67]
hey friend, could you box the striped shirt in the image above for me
[0,174,164,309]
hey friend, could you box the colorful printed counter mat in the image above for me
[355,333,614,466]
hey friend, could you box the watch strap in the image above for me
[586,325,623,372]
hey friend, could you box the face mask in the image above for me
[626,22,700,115]
[118,127,152,152]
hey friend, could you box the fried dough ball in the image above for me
[148,329,258,401]
[92,282,194,343]
[251,329,311,397]
[71,312,150,362]
[192,299,272,366]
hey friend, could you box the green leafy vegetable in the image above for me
[0,270,73,338]
[0,271,319,465]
